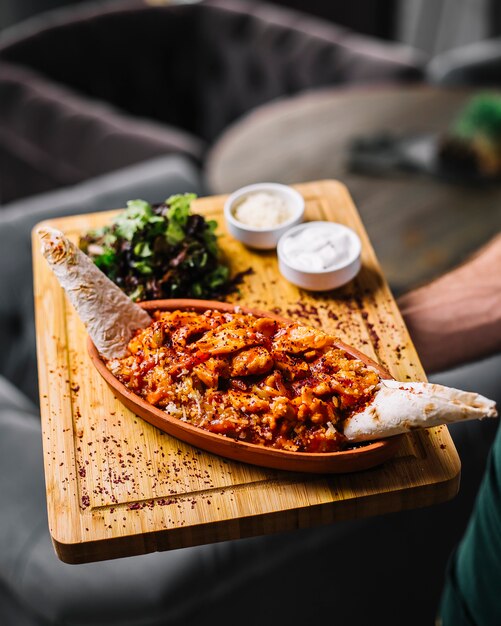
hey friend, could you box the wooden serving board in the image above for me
[33,180,460,564]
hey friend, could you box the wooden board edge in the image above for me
[30,195,224,235]
[32,211,120,235]
[51,466,461,564]
[32,226,87,547]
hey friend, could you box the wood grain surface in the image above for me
[33,180,460,564]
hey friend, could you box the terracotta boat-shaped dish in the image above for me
[88,299,402,473]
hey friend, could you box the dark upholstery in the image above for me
[0,0,424,143]
[0,0,424,202]
[189,0,424,141]
[0,154,204,402]
[0,61,205,204]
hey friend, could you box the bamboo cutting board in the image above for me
[33,180,460,564]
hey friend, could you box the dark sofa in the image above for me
[0,0,425,204]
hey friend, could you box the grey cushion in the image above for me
[0,374,221,626]
[0,61,205,204]
[0,153,204,402]
[0,376,44,585]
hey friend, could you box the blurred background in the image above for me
[3,0,501,291]
[0,0,498,52]
[0,1,500,625]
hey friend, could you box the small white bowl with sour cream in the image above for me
[277,221,362,291]
[224,183,305,250]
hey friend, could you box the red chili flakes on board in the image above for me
[360,310,380,350]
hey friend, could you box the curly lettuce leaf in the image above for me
[114,200,163,241]
[165,193,196,245]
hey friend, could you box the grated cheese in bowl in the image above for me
[224,183,305,249]
[233,192,292,229]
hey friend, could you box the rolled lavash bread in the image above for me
[343,379,498,442]
[38,227,151,358]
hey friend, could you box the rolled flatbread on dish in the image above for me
[343,379,497,442]
[38,227,151,359]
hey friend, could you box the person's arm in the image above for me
[397,233,501,373]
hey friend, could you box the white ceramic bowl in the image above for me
[224,183,305,250]
[277,221,362,291]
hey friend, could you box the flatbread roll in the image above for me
[38,227,151,358]
[343,379,497,441]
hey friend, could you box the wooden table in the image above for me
[207,86,501,294]
[33,180,460,564]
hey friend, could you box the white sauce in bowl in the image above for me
[233,192,292,229]
[281,223,357,272]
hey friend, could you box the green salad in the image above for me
[79,194,236,301]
